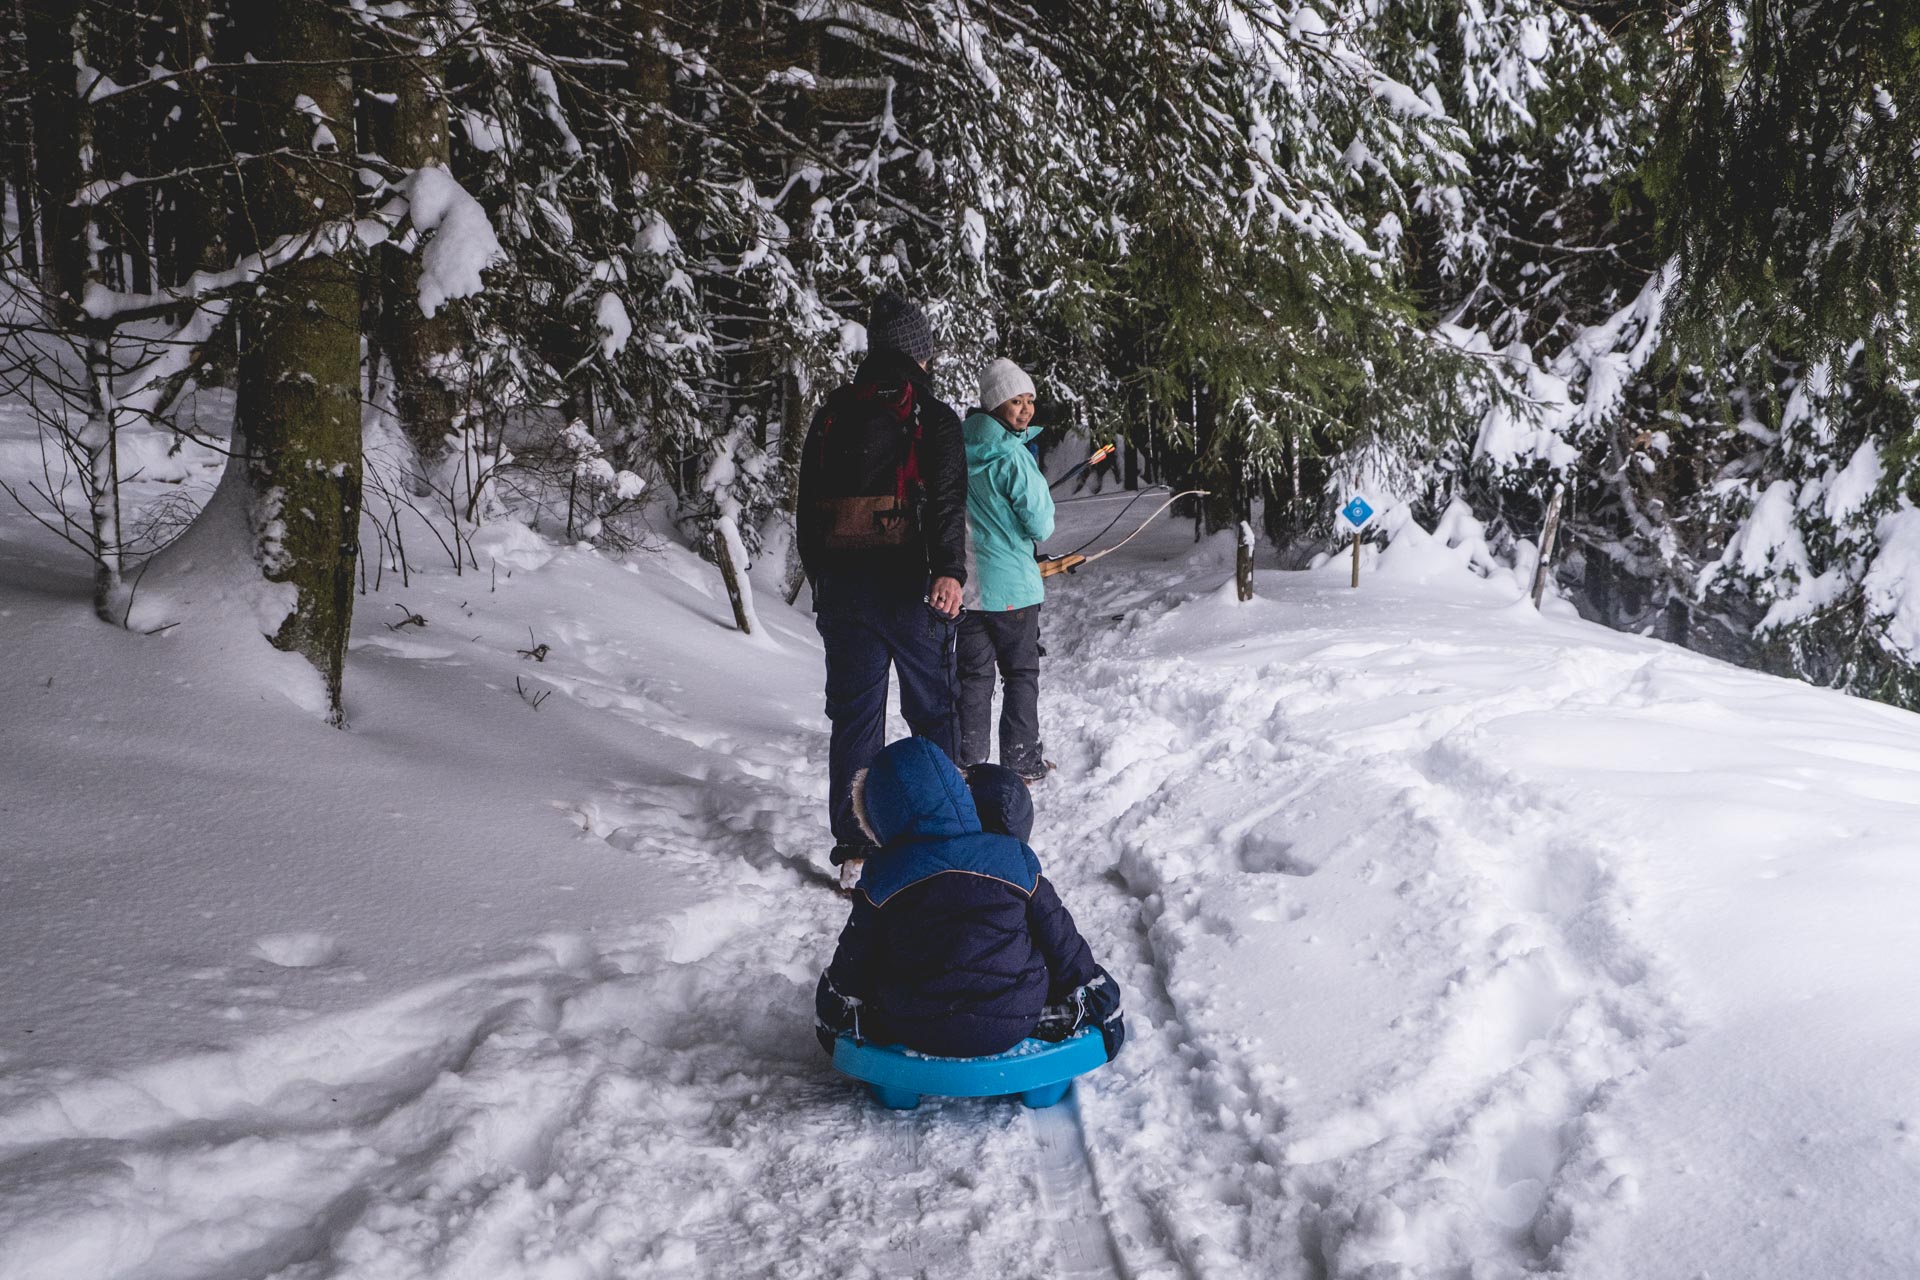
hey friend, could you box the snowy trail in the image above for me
[548,617,1129,1280]
[12,479,1920,1277]
[0,557,1137,1279]
[0,540,1767,1280]
[1021,541,1690,1278]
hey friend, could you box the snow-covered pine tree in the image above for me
[1648,0,1920,698]
[0,0,522,720]
[1361,0,1920,708]
[1078,0,1483,539]
[1368,0,1675,613]
[429,0,715,533]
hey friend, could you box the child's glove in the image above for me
[1084,969,1125,1061]
[1032,1003,1078,1042]
[814,972,862,1055]
[1034,967,1125,1062]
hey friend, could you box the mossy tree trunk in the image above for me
[232,0,362,724]
[372,6,459,473]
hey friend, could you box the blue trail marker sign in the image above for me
[1339,495,1375,587]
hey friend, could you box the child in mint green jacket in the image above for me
[958,358,1054,780]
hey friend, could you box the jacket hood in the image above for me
[963,410,1041,455]
[964,764,1034,842]
[854,738,982,846]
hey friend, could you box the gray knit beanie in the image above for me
[868,291,936,366]
[978,357,1035,412]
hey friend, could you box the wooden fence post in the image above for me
[1236,520,1255,601]
[714,526,753,634]
[1531,483,1565,608]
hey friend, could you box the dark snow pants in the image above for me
[813,572,960,850]
[957,604,1044,777]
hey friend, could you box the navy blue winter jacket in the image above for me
[817,738,1102,1057]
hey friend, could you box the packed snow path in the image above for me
[6,489,1920,1277]
[1035,550,1680,1276]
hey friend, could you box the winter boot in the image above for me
[1018,759,1057,784]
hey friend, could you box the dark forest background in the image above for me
[4,0,1918,721]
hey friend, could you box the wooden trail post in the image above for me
[1351,532,1361,588]
[713,526,754,634]
[1236,520,1255,601]
[1530,483,1565,608]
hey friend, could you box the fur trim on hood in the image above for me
[850,766,881,845]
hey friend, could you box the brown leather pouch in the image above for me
[818,495,914,549]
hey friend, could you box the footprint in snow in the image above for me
[1238,831,1320,877]
[252,932,341,968]
[350,634,454,660]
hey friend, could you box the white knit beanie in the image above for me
[978,358,1035,412]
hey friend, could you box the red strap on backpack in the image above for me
[897,395,923,504]
[844,379,920,502]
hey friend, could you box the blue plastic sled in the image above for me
[831,1028,1106,1110]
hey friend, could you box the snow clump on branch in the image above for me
[404,166,505,318]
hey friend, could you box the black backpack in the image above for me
[810,376,925,551]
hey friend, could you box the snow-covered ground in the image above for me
[5,415,1920,1278]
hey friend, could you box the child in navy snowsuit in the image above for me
[815,737,1124,1059]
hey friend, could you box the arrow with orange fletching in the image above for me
[1048,442,1117,492]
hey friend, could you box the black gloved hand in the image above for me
[815,972,862,1054]
[1079,967,1124,1061]
[1034,967,1124,1060]
[1033,1002,1077,1041]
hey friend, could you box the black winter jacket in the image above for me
[817,739,1102,1057]
[796,349,968,590]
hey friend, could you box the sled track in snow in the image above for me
[1029,1093,1126,1280]
[869,1090,1125,1279]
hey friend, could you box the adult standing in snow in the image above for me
[957,359,1054,781]
[798,292,969,885]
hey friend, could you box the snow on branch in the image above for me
[529,66,583,156]
[115,299,234,423]
[405,167,506,316]
[792,0,927,50]
[80,219,367,322]
[76,166,501,324]
[1555,258,1675,431]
